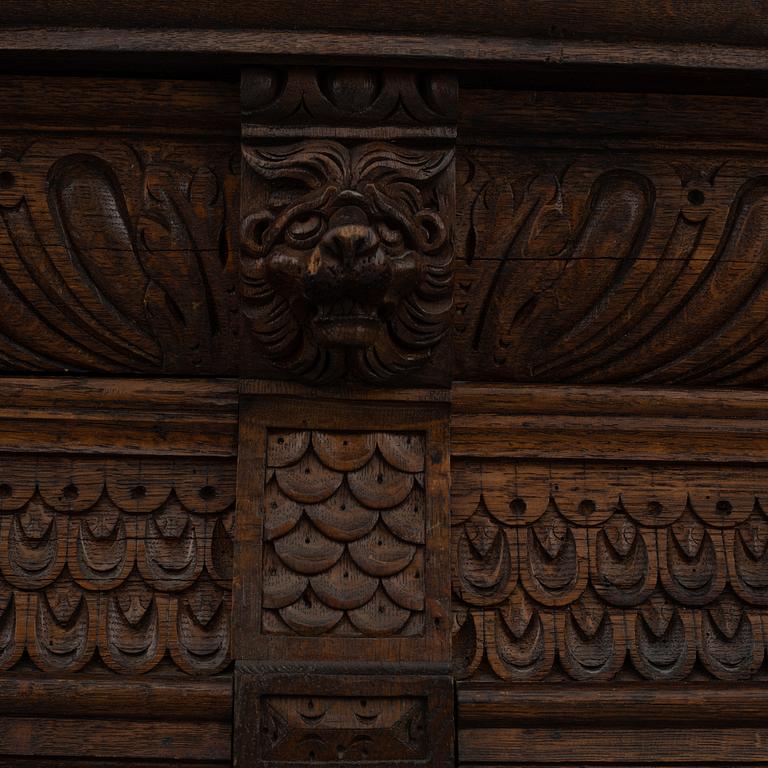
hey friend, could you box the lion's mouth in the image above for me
[312,298,382,347]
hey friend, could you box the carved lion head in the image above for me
[240,141,453,384]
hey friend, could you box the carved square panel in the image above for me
[235,663,453,768]
[235,393,450,664]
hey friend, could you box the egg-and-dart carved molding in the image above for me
[453,459,768,682]
[0,455,234,675]
[242,67,457,136]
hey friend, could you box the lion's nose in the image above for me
[320,224,379,267]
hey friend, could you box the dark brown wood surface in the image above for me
[2,15,768,766]
[3,0,768,45]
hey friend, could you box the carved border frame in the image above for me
[234,394,451,665]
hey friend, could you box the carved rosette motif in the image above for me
[240,67,456,385]
[0,455,234,675]
[452,459,768,682]
[262,430,426,637]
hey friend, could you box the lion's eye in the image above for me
[378,222,404,247]
[286,214,325,245]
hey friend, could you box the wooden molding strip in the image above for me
[452,383,768,462]
[458,684,768,727]
[2,29,768,73]
[0,675,232,721]
[0,377,238,456]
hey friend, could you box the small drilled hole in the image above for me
[199,485,216,500]
[688,188,705,206]
[0,171,15,190]
[131,485,147,499]
[716,499,733,515]
[647,501,663,516]
[277,436,285,444]
[62,483,79,501]
[0,483,11,499]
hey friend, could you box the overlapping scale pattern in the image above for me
[263,430,425,637]
[0,455,234,675]
[453,459,768,682]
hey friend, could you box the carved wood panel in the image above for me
[236,665,453,768]
[234,390,452,767]
[0,137,238,374]
[0,454,234,675]
[262,429,426,638]
[235,392,450,663]
[452,458,768,683]
[454,147,768,386]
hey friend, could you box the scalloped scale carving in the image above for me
[264,429,426,637]
[0,454,234,676]
[453,458,768,682]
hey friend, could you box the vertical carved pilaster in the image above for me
[235,67,456,767]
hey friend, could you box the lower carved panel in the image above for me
[235,664,453,768]
[0,455,234,675]
[452,459,768,682]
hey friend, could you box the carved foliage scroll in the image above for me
[262,430,426,637]
[0,139,238,374]
[455,150,768,386]
[0,455,234,675]
[452,459,768,682]
[240,68,456,386]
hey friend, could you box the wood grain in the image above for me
[0,377,237,456]
[235,395,450,664]
[3,1,768,46]
[455,143,768,386]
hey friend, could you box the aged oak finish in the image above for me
[2,5,768,766]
